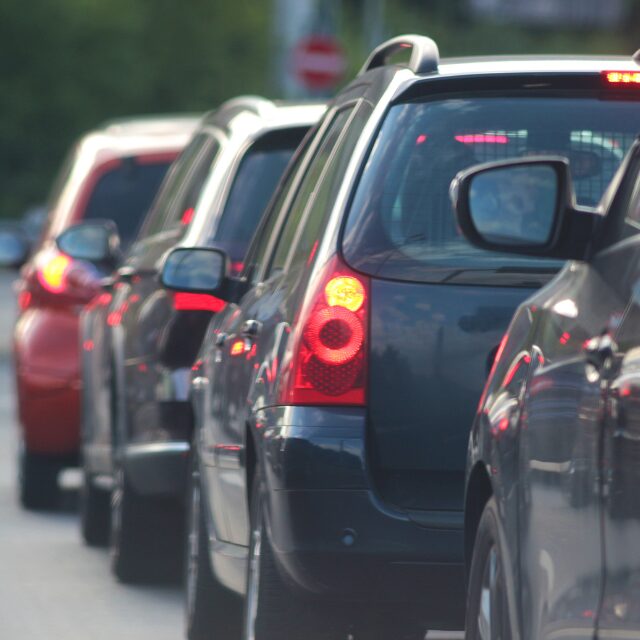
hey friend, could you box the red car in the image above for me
[8,116,198,509]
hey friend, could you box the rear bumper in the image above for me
[259,406,466,629]
[16,367,81,455]
[123,442,190,499]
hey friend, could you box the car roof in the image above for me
[75,114,201,162]
[182,98,326,247]
[436,55,638,77]
[200,96,326,140]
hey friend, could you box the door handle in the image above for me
[242,319,261,338]
[116,265,136,282]
[214,332,227,348]
[584,333,620,378]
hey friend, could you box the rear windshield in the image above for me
[207,128,307,264]
[83,158,171,246]
[343,95,640,284]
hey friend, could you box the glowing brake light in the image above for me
[172,292,226,313]
[603,71,640,85]
[38,253,71,293]
[279,257,368,406]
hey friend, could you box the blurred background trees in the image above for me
[0,0,637,218]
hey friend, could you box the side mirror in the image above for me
[0,224,30,269]
[161,247,228,296]
[56,220,120,264]
[451,157,597,260]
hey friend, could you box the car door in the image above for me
[200,106,363,547]
[116,133,220,443]
[596,148,640,638]
[517,150,640,640]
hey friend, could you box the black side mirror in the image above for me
[0,224,30,269]
[451,157,598,260]
[161,247,228,296]
[56,220,120,264]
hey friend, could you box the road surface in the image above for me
[0,272,462,639]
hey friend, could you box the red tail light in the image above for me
[38,253,72,293]
[172,292,226,313]
[279,256,368,406]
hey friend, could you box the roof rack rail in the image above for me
[359,34,439,76]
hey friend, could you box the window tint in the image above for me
[269,107,354,275]
[83,158,171,247]
[343,96,640,283]
[244,131,316,284]
[207,128,308,268]
[288,105,370,271]
[163,139,220,233]
[140,134,213,239]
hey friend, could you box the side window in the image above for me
[240,128,319,284]
[162,139,220,233]
[138,134,210,239]
[268,107,355,276]
[288,106,371,270]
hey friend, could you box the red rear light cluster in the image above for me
[38,253,72,293]
[279,257,368,406]
[603,70,640,86]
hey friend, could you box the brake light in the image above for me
[603,71,640,85]
[172,292,226,313]
[38,253,71,293]
[279,256,368,406]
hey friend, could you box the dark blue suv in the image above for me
[164,36,640,639]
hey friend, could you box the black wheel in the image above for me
[18,448,60,510]
[243,465,348,640]
[80,472,111,546]
[110,464,183,583]
[466,497,512,640]
[185,448,242,640]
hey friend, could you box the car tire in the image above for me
[110,464,183,584]
[80,472,111,546]
[243,464,349,640]
[465,497,512,640]
[18,449,60,511]
[185,447,242,640]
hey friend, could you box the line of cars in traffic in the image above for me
[3,34,640,639]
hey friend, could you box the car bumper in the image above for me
[259,406,466,629]
[123,441,190,499]
[16,367,81,455]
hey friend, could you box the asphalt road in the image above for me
[0,272,463,640]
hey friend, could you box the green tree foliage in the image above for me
[1,0,637,217]
[0,0,269,217]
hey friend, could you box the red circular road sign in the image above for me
[292,35,346,91]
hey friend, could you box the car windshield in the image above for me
[343,95,640,283]
[83,158,171,247]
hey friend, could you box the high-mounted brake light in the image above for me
[279,256,368,406]
[38,253,71,293]
[603,71,640,86]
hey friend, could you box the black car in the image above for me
[457,139,640,636]
[166,37,640,638]
[77,98,324,582]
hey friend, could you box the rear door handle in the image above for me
[214,332,228,348]
[584,333,620,378]
[242,319,261,338]
[117,265,136,282]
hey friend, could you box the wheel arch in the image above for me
[465,461,493,578]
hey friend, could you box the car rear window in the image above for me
[83,158,171,246]
[207,128,308,264]
[342,95,640,284]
